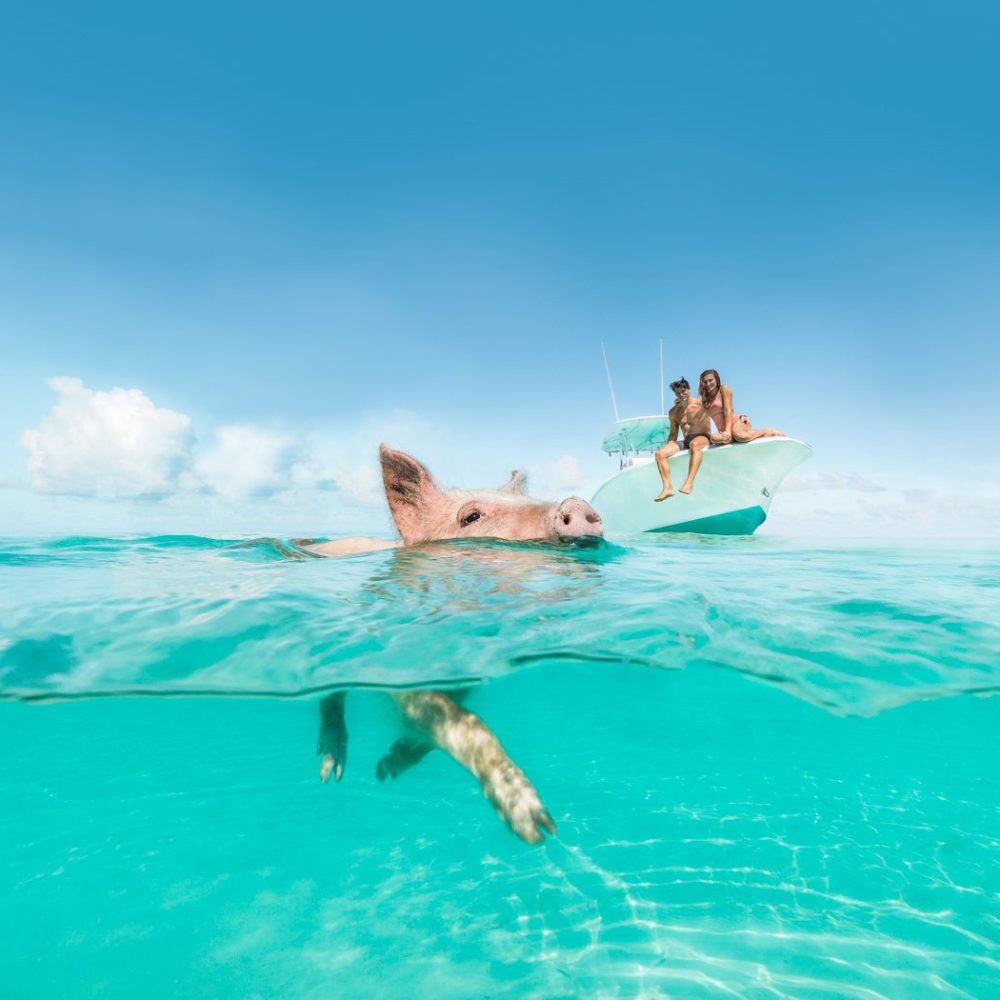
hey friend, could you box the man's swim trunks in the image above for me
[680,433,711,451]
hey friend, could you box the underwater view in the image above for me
[1,534,998,998]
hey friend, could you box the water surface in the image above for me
[1,535,997,997]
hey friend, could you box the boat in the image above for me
[591,415,812,535]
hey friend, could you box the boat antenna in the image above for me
[659,337,664,415]
[601,342,620,422]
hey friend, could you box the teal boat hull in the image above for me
[591,438,812,536]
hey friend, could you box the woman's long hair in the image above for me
[699,369,722,405]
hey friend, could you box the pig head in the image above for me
[380,445,603,544]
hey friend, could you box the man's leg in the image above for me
[680,438,709,494]
[654,442,681,501]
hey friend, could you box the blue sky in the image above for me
[2,2,998,537]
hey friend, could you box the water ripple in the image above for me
[1,535,998,718]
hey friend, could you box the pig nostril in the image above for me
[587,513,600,524]
[562,514,572,526]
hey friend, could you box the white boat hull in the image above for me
[591,437,812,535]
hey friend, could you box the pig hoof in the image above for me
[319,753,341,783]
[376,738,433,781]
[317,692,348,783]
[486,767,557,845]
[317,724,347,783]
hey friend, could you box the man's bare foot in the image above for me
[654,489,675,502]
[679,485,693,494]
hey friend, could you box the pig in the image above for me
[304,444,603,844]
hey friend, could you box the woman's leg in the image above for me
[732,416,785,442]
[731,415,754,442]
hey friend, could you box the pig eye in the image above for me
[459,510,483,528]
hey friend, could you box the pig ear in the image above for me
[499,470,527,495]
[379,444,441,544]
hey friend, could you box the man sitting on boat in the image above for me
[653,378,713,501]
[700,368,786,444]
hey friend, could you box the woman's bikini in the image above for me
[703,389,728,436]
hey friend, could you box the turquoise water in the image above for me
[1,535,998,997]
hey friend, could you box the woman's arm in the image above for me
[712,385,735,443]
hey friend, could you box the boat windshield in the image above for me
[600,416,672,455]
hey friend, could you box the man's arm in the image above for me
[667,407,681,442]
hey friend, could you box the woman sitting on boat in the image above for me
[699,369,785,445]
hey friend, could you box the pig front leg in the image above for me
[392,690,556,845]
[317,692,348,783]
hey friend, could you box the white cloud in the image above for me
[550,455,582,491]
[186,425,298,502]
[285,411,441,508]
[19,377,192,498]
[331,463,381,506]
[781,471,886,494]
[16,378,404,532]
[280,456,381,511]
[553,455,580,490]
[763,469,1000,538]
[524,454,584,499]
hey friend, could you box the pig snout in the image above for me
[554,497,603,538]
